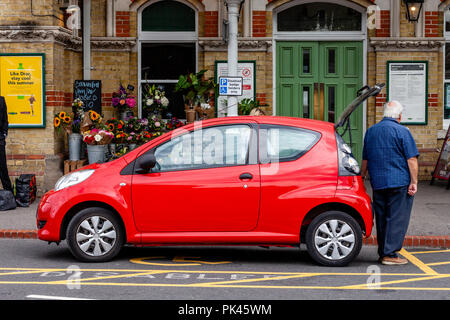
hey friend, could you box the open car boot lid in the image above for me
[335,83,385,130]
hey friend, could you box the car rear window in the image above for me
[259,125,321,163]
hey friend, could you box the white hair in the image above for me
[383,100,404,119]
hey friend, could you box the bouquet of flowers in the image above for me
[54,111,81,135]
[165,117,184,131]
[112,84,137,113]
[83,128,114,145]
[147,114,165,132]
[143,84,169,115]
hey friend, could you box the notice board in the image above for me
[73,80,102,114]
[387,61,428,125]
[0,53,45,128]
[215,61,255,117]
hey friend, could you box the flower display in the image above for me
[54,111,81,134]
[142,84,169,115]
[165,117,184,131]
[112,84,136,113]
[83,128,114,145]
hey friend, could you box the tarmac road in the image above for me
[0,238,448,301]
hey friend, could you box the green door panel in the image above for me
[276,41,364,162]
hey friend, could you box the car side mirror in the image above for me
[135,151,156,174]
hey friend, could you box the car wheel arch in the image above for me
[299,202,366,244]
[60,201,127,242]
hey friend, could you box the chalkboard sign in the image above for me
[73,80,102,114]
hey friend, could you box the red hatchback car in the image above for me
[37,84,384,267]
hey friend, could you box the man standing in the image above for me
[0,96,12,192]
[361,100,419,265]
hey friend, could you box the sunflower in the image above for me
[54,117,61,128]
[107,123,115,131]
[63,116,71,124]
[89,110,100,121]
[58,111,66,119]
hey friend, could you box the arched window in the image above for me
[141,0,195,32]
[138,0,198,119]
[277,2,362,32]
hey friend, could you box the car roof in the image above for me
[192,115,335,133]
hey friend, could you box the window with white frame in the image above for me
[138,0,198,119]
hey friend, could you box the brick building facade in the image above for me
[0,0,449,194]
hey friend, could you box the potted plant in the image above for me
[174,70,216,123]
[142,84,169,118]
[112,84,136,121]
[238,98,266,116]
[54,110,82,161]
[81,111,114,164]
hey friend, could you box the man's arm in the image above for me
[407,156,418,196]
[361,159,368,179]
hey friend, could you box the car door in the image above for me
[131,122,260,232]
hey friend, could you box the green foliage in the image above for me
[238,98,264,115]
[174,70,216,105]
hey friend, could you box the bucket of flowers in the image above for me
[81,111,114,164]
[142,84,169,118]
[112,84,136,121]
[54,111,83,161]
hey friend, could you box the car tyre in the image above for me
[66,207,124,262]
[305,211,362,267]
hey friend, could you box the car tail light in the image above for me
[336,133,360,176]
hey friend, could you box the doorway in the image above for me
[276,41,364,160]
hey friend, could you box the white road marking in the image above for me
[26,294,94,300]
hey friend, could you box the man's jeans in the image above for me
[372,186,414,258]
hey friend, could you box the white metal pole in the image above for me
[106,0,113,37]
[225,0,241,116]
[83,0,91,80]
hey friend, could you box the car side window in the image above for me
[259,125,321,163]
[151,124,254,172]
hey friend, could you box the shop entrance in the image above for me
[276,41,364,160]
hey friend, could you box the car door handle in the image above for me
[239,173,253,180]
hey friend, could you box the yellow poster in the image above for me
[0,54,45,128]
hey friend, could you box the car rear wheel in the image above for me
[305,211,362,267]
[66,207,124,262]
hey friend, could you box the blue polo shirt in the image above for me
[363,117,419,190]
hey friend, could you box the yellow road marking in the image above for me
[172,256,231,265]
[399,248,439,275]
[46,270,169,284]
[427,261,450,267]
[0,270,49,276]
[192,274,320,287]
[130,256,232,266]
[339,274,450,289]
[409,249,450,255]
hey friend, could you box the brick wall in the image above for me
[204,11,218,37]
[252,11,266,37]
[376,10,390,37]
[116,11,131,37]
[425,11,439,37]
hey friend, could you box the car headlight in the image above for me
[55,169,95,191]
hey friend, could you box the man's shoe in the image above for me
[381,256,408,265]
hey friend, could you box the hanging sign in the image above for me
[0,54,45,128]
[387,61,428,125]
[73,80,102,114]
[215,61,255,117]
[431,125,450,189]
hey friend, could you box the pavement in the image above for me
[0,180,449,248]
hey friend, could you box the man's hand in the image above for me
[408,183,417,196]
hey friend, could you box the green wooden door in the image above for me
[276,41,364,160]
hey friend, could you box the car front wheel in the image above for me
[305,211,362,267]
[66,207,124,262]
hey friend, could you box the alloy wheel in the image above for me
[313,219,355,260]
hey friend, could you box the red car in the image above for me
[37,84,384,267]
